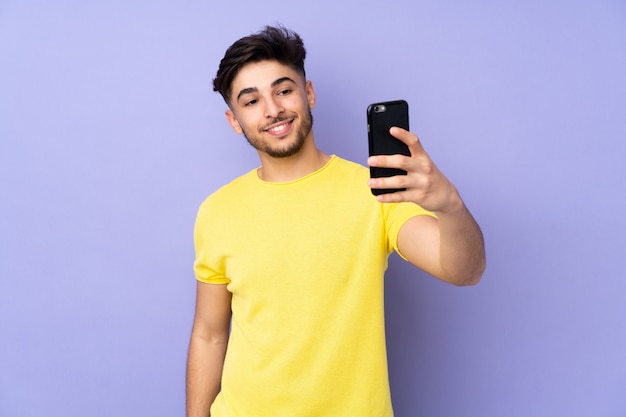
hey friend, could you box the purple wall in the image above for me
[1,1,625,416]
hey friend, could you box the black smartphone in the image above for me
[367,100,411,195]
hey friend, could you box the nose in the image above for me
[264,96,284,118]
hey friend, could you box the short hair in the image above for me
[213,25,307,103]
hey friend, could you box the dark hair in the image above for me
[213,25,307,103]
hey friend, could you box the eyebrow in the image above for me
[236,76,297,102]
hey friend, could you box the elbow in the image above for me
[446,258,486,287]
[449,272,482,287]
[454,271,483,286]
[464,261,486,286]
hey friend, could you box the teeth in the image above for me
[268,122,289,132]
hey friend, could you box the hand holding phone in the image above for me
[367,100,411,195]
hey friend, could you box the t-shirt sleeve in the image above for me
[193,201,231,285]
[383,201,437,259]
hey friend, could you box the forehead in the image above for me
[231,60,303,93]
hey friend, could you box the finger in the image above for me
[368,173,408,191]
[389,127,425,156]
[367,153,410,169]
[374,190,408,203]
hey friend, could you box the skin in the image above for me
[186,59,486,417]
[224,60,329,183]
[368,127,486,284]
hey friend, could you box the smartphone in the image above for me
[367,100,411,195]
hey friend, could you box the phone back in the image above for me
[367,100,410,195]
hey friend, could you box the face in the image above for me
[225,60,315,159]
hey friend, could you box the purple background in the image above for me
[1,1,625,416]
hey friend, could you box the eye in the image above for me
[278,88,292,96]
[244,99,258,107]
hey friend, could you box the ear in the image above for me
[306,80,316,109]
[225,110,243,134]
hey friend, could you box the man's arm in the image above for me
[396,201,485,285]
[186,281,232,417]
[368,127,486,285]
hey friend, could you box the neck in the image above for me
[257,141,330,183]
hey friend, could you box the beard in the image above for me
[241,110,313,159]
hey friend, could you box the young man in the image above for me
[187,26,485,417]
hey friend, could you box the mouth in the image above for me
[263,119,294,137]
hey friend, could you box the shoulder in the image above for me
[332,155,367,171]
[328,156,369,180]
[197,169,257,215]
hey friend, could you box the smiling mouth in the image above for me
[263,119,294,136]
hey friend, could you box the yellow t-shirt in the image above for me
[194,156,434,417]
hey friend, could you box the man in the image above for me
[187,25,485,417]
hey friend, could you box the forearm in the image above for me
[186,332,228,417]
[436,198,486,285]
